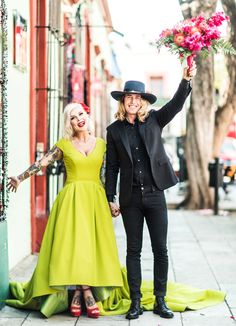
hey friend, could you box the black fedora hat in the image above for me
[111,80,157,104]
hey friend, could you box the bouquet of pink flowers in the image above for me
[156,12,236,69]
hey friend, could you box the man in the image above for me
[105,65,196,320]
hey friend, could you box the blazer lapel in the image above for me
[117,121,133,163]
[138,121,146,143]
[138,121,151,156]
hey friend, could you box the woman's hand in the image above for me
[109,202,120,217]
[183,61,197,81]
[7,176,21,192]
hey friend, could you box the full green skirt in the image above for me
[6,267,225,318]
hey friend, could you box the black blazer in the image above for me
[105,79,191,207]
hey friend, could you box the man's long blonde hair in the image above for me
[115,97,150,122]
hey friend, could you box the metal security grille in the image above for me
[0,0,8,222]
[46,0,65,212]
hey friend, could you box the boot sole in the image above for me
[126,310,143,320]
[153,310,174,319]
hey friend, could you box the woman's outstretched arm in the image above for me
[7,146,62,192]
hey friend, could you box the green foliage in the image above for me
[212,38,236,55]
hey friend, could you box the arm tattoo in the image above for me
[17,146,62,181]
[45,146,62,164]
[17,162,42,182]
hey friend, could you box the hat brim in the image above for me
[111,91,157,105]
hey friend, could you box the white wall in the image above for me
[7,1,31,269]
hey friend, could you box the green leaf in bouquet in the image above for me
[212,38,236,55]
[199,49,211,59]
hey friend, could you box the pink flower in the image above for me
[183,34,203,52]
[208,12,229,27]
[198,21,209,32]
[190,26,202,36]
[160,29,172,38]
[174,33,185,46]
[204,27,221,40]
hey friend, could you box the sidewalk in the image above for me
[165,182,236,212]
[1,200,236,325]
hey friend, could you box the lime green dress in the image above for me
[5,138,226,317]
[6,138,123,316]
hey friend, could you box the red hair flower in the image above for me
[79,102,90,114]
[72,101,90,114]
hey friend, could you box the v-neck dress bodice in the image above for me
[61,138,103,185]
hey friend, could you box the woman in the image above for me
[7,102,123,318]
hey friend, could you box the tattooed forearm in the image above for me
[41,146,62,166]
[45,146,61,161]
[17,146,62,182]
[17,162,42,182]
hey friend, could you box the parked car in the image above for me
[220,137,236,181]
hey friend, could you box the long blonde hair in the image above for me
[115,98,150,122]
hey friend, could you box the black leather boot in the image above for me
[153,296,174,318]
[126,298,143,320]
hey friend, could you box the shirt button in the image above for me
[137,159,140,162]
[136,147,139,150]
[141,186,144,190]
[139,171,142,173]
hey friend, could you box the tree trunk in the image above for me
[179,0,217,208]
[185,55,215,208]
[213,0,236,157]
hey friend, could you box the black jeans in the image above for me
[120,186,168,299]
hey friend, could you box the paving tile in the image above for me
[230,308,236,319]
[0,318,25,326]
[182,313,236,326]
[221,284,236,295]
[75,314,128,325]
[9,255,37,282]
[0,306,29,318]
[130,311,182,326]
[182,302,228,317]
[22,311,77,325]
[226,294,236,309]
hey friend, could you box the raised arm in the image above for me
[154,63,196,128]
[7,146,62,192]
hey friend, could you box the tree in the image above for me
[213,0,236,157]
[179,0,218,209]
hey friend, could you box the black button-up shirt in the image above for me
[125,118,156,187]
[107,119,156,203]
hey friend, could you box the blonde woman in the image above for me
[7,102,123,318]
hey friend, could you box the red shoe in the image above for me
[82,286,100,319]
[70,305,82,317]
[86,305,100,319]
[70,288,82,317]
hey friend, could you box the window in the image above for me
[149,76,164,97]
